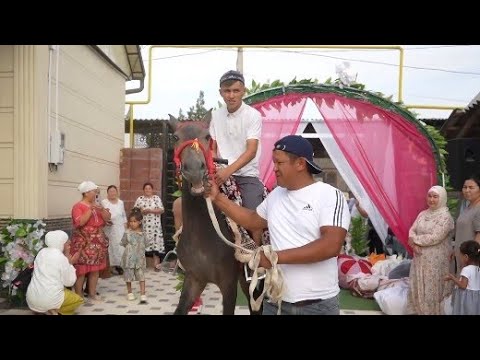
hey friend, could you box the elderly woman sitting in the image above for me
[26,230,84,315]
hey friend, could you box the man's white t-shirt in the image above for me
[256,181,351,303]
[210,102,262,177]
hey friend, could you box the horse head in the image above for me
[168,110,214,196]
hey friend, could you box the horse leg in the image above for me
[217,275,238,315]
[238,265,264,315]
[173,274,206,315]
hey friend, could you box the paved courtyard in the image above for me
[0,268,382,315]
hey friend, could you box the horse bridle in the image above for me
[173,138,216,188]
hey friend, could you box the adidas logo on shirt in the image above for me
[302,204,313,211]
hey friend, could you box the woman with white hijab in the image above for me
[26,230,84,315]
[102,185,127,275]
[406,185,454,315]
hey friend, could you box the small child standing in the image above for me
[121,209,147,303]
[445,240,480,315]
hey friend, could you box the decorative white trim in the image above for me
[13,45,49,218]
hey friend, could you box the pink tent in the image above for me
[245,85,441,255]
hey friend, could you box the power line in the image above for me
[144,49,220,61]
[252,45,470,53]
[248,48,480,76]
[140,46,480,76]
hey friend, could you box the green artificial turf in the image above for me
[164,264,379,312]
[236,282,249,306]
[339,289,381,311]
[238,285,381,311]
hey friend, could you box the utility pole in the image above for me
[236,47,244,73]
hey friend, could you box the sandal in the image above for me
[154,263,162,272]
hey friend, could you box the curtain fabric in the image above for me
[252,94,307,190]
[253,92,437,254]
[310,93,437,252]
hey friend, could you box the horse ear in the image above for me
[203,108,213,126]
[168,114,178,132]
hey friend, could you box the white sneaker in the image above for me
[127,293,136,301]
[140,295,147,302]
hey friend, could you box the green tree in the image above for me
[177,91,210,120]
[177,108,187,120]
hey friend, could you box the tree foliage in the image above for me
[349,216,370,256]
[177,91,210,120]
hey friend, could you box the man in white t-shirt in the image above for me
[210,70,264,246]
[206,135,351,315]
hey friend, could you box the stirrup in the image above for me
[161,249,180,275]
[244,263,266,283]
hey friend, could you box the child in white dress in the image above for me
[445,240,480,315]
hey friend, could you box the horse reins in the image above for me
[205,198,284,314]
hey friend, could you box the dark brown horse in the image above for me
[168,111,262,315]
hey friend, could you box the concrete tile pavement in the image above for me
[0,269,250,315]
[0,269,382,315]
[75,268,250,315]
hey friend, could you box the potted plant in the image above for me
[349,216,369,257]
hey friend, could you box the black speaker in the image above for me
[447,138,480,191]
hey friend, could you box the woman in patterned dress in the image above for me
[134,182,165,271]
[71,181,111,302]
[406,185,454,315]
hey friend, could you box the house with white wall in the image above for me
[0,45,145,232]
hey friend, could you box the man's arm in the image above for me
[213,189,267,231]
[355,200,368,218]
[227,138,258,174]
[207,178,267,231]
[260,226,346,268]
[215,139,258,184]
[211,140,219,158]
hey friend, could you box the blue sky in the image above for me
[126,45,480,120]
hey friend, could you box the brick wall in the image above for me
[45,218,73,235]
[120,148,164,215]
[0,218,9,230]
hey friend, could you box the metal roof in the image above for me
[124,45,146,81]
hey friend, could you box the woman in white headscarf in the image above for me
[26,230,84,315]
[406,185,454,315]
[71,181,111,303]
[102,185,127,275]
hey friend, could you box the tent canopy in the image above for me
[244,84,442,255]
